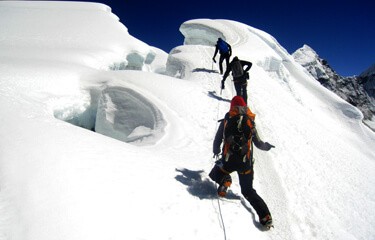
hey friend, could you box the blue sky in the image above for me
[97,1,373,76]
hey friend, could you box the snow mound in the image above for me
[177,19,293,80]
[0,1,165,71]
[166,46,192,78]
[109,49,167,72]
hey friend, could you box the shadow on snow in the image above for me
[175,168,240,200]
[175,168,266,231]
[192,68,219,74]
[207,91,231,103]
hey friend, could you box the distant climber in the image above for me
[221,56,252,104]
[212,38,232,74]
[209,96,274,228]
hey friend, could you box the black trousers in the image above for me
[219,52,230,74]
[234,82,248,104]
[209,161,270,219]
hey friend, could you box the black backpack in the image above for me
[231,59,244,78]
[223,111,254,161]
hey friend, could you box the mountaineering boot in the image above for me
[260,214,273,229]
[217,178,232,197]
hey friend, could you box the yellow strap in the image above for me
[239,169,252,175]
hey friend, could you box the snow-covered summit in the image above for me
[292,44,332,80]
[291,44,317,64]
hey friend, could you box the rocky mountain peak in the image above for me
[293,45,375,131]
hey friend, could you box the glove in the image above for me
[245,72,250,80]
[264,142,275,150]
[213,146,221,156]
[212,58,216,63]
[221,80,225,89]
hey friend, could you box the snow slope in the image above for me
[0,2,374,240]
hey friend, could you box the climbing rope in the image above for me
[217,193,227,240]
[210,53,228,240]
[213,140,227,240]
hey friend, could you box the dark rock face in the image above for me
[293,45,375,130]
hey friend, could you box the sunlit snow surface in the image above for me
[0,2,374,240]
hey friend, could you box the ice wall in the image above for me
[179,20,225,46]
[95,87,166,145]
